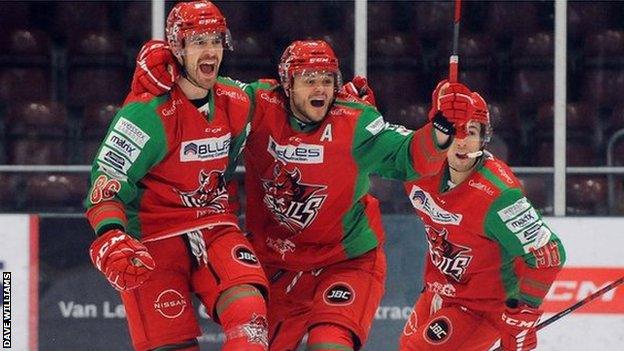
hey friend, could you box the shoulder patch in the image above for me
[495,194,551,253]
[113,117,150,148]
[497,197,531,221]
[505,208,539,233]
[365,115,386,135]
[409,185,463,225]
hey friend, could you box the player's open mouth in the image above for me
[310,98,325,108]
[199,62,216,76]
[456,153,468,160]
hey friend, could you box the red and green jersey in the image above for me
[242,80,447,271]
[84,77,252,242]
[404,155,566,311]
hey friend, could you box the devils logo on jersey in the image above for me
[262,163,326,233]
[425,225,473,282]
[175,169,228,212]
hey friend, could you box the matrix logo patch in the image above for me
[267,136,324,164]
[323,282,355,306]
[506,208,539,233]
[180,133,231,162]
[409,185,462,225]
[424,316,452,345]
[496,197,547,253]
[104,131,140,162]
[232,245,260,267]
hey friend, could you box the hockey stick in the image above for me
[493,275,624,351]
[449,0,462,83]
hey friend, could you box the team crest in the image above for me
[175,169,228,212]
[262,163,327,233]
[425,225,473,282]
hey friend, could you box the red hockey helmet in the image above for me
[457,91,492,143]
[278,40,342,93]
[166,0,233,57]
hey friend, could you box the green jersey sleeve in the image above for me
[84,98,168,231]
[484,188,560,256]
[352,105,420,181]
[485,188,567,306]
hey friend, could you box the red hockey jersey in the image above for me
[242,80,447,271]
[404,155,566,310]
[85,77,251,242]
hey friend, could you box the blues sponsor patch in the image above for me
[180,134,231,162]
[267,136,324,164]
[409,185,462,225]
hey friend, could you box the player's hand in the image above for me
[499,301,542,351]
[131,40,179,96]
[89,229,155,291]
[428,80,477,136]
[340,75,377,106]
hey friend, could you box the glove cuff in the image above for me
[432,112,456,136]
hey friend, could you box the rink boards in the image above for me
[0,214,622,350]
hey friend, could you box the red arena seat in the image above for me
[566,176,607,215]
[0,69,50,102]
[24,174,87,208]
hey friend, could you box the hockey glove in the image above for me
[499,300,542,351]
[341,75,377,106]
[428,80,476,136]
[89,229,155,291]
[131,40,179,96]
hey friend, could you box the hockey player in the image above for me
[398,83,566,351]
[241,40,459,351]
[129,38,476,350]
[85,2,269,350]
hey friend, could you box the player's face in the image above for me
[447,122,482,173]
[181,32,224,90]
[289,71,336,123]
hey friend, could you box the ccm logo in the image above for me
[548,280,617,302]
[323,283,355,306]
[541,268,624,314]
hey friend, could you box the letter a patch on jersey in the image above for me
[320,124,333,142]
